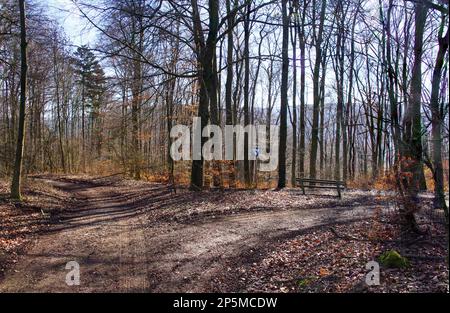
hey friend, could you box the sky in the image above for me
[45,0,97,47]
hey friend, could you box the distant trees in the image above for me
[73,46,106,171]
[0,0,448,218]
[0,1,110,183]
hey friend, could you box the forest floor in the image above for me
[0,175,448,293]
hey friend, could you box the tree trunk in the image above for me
[297,1,307,179]
[243,2,251,187]
[334,0,345,181]
[310,0,327,179]
[401,2,428,231]
[190,0,218,190]
[277,0,289,189]
[52,37,66,173]
[10,0,28,201]
[430,24,449,217]
[385,0,401,161]
[291,5,298,187]
[319,53,327,176]
[225,0,236,188]
[345,8,357,182]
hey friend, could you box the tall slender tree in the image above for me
[429,15,449,221]
[401,1,428,231]
[10,0,28,200]
[278,0,289,189]
[310,0,327,179]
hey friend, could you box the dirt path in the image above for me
[0,177,380,293]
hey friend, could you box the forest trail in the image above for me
[0,177,380,293]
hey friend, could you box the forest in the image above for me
[0,0,449,294]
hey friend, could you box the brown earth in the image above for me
[0,176,442,293]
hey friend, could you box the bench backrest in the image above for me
[297,178,346,185]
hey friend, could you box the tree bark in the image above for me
[243,2,251,187]
[401,1,428,231]
[430,23,449,217]
[291,3,298,187]
[10,0,28,201]
[297,1,307,179]
[310,0,327,179]
[278,0,289,189]
[225,0,236,188]
[190,0,219,190]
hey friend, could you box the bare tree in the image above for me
[310,0,327,180]
[278,0,289,189]
[10,0,28,200]
[429,12,449,223]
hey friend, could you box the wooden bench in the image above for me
[296,178,347,199]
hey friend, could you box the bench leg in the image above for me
[337,185,342,199]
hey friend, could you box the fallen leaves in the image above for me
[1,175,448,293]
[213,211,448,293]
[319,268,331,277]
[0,177,72,279]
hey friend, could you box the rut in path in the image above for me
[0,177,378,293]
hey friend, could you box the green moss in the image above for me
[298,279,310,287]
[379,250,410,268]
[297,277,316,288]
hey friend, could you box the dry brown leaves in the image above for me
[0,177,71,279]
[214,214,448,293]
